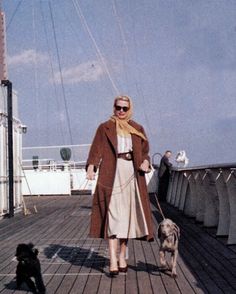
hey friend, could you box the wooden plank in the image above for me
[1,195,236,294]
[0,202,68,291]
[133,239,153,294]
[111,274,125,294]
[82,239,104,294]
[163,204,236,292]
[69,238,97,294]
[54,225,91,293]
[44,197,91,293]
[125,240,138,294]
[157,202,236,293]
[176,254,207,294]
[142,240,166,294]
[97,269,112,294]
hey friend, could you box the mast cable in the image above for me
[39,0,65,144]
[32,0,41,145]
[6,0,23,31]
[48,0,74,145]
[72,0,119,95]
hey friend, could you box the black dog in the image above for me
[15,243,46,294]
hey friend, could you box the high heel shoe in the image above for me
[109,268,119,276]
[118,261,128,273]
[109,261,119,276]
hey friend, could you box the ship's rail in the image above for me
[0,87,23,217]
[166,163,236,245]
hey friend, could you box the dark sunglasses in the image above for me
[115,105,129,112]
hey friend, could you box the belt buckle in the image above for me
[125,153,132,160]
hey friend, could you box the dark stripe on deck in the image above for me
[0,195,236,293]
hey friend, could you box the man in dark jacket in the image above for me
[158,150,172,202]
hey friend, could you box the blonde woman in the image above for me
[86,95,153,275]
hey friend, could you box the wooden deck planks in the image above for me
[0,199,68,292]
[141,240,167,294]
[133,239,153,294]
[160,202,236,294]
[124,240,138,294]
[0,195,236,293]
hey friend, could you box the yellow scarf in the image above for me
[110,115,147,141]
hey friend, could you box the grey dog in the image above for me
[157,218,180,278]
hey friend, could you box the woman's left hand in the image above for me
[139,159,150,173]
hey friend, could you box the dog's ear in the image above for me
[157,223,162,239]
[33,248,39,256]
[28,243,34,249]
[172,223,180,239]
[15,244,24,256]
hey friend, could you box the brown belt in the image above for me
[117,152,133,161]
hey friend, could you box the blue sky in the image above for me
[2,0,236,166]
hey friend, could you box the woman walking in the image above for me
[86,95,153,275]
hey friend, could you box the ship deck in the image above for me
[0,194,236,294]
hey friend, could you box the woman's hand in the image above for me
[86,164,96,180]
[139,159,150,173]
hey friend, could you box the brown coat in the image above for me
[86,119,154,241]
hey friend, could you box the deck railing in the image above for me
[166,163,236,245]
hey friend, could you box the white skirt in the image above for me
[107,158,149,239]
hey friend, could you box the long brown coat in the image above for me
[86,119,154,241]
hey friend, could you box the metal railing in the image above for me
[166,163,236,245]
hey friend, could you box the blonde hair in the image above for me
[113,95,130,106]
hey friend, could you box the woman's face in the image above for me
[114,99,130,120]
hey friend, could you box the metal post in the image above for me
[1,79,14,217]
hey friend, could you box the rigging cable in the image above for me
[71,0,119,95]
[32,0,41,145]
[130,4,152,138]
[6,0,23,31]
[111,0,130,94]
[39,0,65,144]
[111,0,152,136]
[48,0,74,145]
[111,0,128,54]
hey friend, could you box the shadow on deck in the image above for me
[0,195,236,294]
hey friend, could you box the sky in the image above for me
[2,0,236,166]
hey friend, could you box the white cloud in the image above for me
[53,60,105,84]
[8,49,48,66]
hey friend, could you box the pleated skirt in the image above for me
[107,158,149,239]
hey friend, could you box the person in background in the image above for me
[86,95,154,276]
[158,150,172,202]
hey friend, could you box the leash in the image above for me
[86,164,166,219]
[153,192,166,220]
[145,166,166,220]
[82,174,135,195]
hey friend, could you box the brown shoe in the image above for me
[118,265,128,273]
[118,261,128,273]
[109,268,119,276]
[109,261,119,276]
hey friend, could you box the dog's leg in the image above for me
[159,250,167,269]
[35,273,46,294]
[16,274,23,289]
[24,277,37,293]
[171,250,178,278]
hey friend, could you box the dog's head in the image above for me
[175,150,189,167]
[15,243,39,262]
[175,150,186,162]
[157,218,180,239]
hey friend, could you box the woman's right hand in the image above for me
[86,164,96,180]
